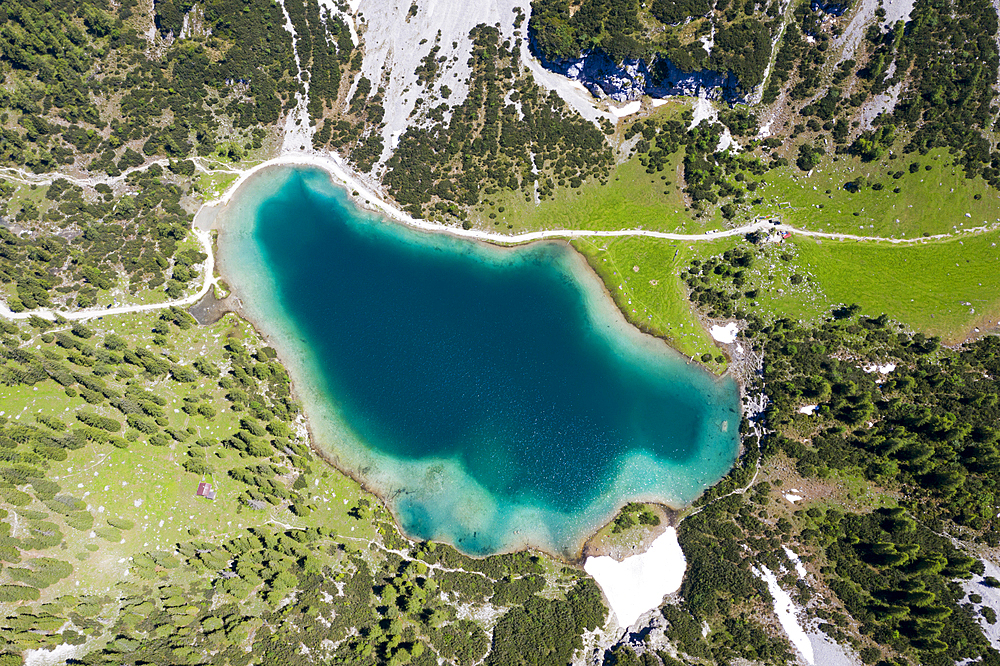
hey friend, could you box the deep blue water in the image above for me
[219,167,741,556]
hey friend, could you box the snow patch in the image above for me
[754,564,814,664]
[784,493,803,503]
[962,558,1000,650]
[782,545,808,579]
[861,363,896,374]
[716,127,740,154]
[797,405,817,415]
[710,322,739,343]
[700,32,714,54]
[25,644,84,666]
[609,101,642,118]
[388,130,404,150]
[584,527,686,628]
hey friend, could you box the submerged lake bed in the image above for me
[217,166,741,558]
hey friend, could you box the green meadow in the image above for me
[788,231,1000,341]
[756,148,1000,239]
[476,155,718,235]
[573,236,736,369]
[568,219,1000,356]
[471,123,1000,348]
[472,100,729,236]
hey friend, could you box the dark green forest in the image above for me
[529,0,778,92]
[385,25,614,221]
[0,0,353,174]
[674,241,1000,665]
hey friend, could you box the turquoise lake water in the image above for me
[217,166,741,558]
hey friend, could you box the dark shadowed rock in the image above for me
[811,0,849,16]
[532,44,745,103]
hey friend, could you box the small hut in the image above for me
[196,482,216,500]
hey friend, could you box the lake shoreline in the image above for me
[201,158,734,384]
[207,161,743,563]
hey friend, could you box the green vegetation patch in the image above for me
[573,236,732,367]
[791,232,1000,342]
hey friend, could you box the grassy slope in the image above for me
[504,137,1000,346]
[472,101,727,236]
[713,146,1000,341]
[0,312,376,604]
[476,155,712,235]
[573,236,736,369]
[605,227,1000,346]
[756,148,1000,238]
[790,231,1000,341]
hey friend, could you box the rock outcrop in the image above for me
[811,0,849,16]
[533,45,745,104]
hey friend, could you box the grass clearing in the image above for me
[788,231,1000,341]
[572,236,735,370]
[475,156,698,234]
[472,129,731,236]
[756,148,1000,239]
[682,228,1000,343]
[195,171,242,200]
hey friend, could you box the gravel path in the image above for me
[0,227,217,322]
[4,152,996,324]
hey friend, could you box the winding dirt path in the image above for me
[0,227,217,322]
[0,156,238,188]
[1,152,995,323]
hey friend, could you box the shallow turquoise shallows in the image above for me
[218,166,741,558]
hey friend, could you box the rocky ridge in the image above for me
[532,44,746,104]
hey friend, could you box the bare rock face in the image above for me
[534,46,744,103]
[810,0,849,16]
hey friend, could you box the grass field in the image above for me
[566,218,1000,360]
[788,231,1000,341]
[470,99,732,237]
[474,156,715,235]
[756,148,1000,239]
[478,124,1000,348]
[573,236,736,370]
[196,171,242,200]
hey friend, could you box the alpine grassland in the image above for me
[789,231,1000,341]
[756,149,1000,238]
[573,236,736,369]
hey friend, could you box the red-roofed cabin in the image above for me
[196,482,210,497]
